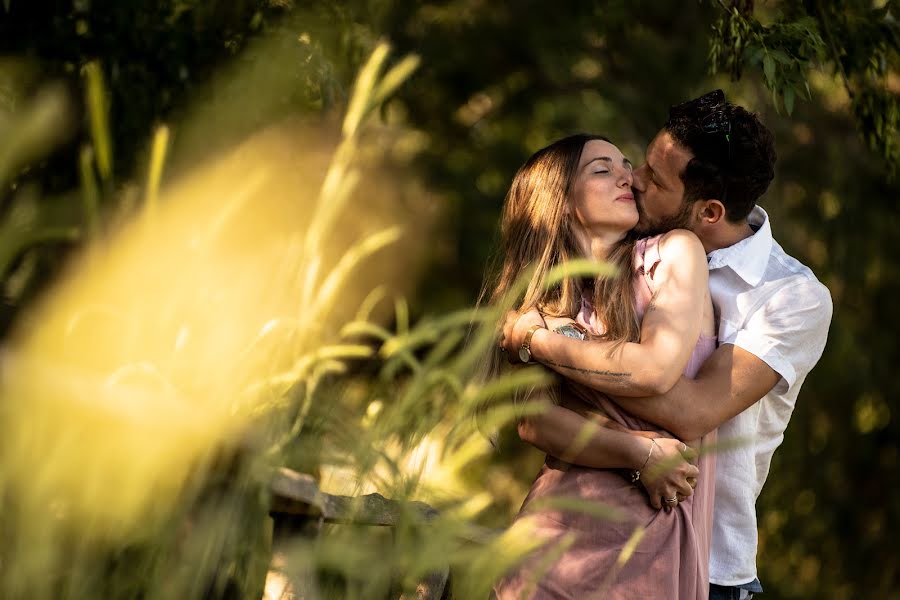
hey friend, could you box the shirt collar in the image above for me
[706,205,772,286]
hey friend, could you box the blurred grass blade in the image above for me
[310,226,403,320]
[544,258,617,286]
[457,518,550,599]
[355,285,389,322]
[306,163,359,261]
[394,295,410,336]
[616,525,645,567]
[343,41,390,138]
[524,495,625,524]
[519,532,577,600]
[372,54,420,107]
[340,319,393,341]
[380,308,481,357]
[590,525,647,598]
[144,125,170,223]
[82,62,112,181]
[422,327,464,370]
[423,369,465,399]
[460,368,551,410]
[79,146,100,238]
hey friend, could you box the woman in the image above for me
[487,134,717,599]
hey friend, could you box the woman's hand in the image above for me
[499,310,584,362]
[637,437,699,510]
[499,309,545,360]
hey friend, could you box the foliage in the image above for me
[709,7,826,115]
[0,2,899,599]
[0,36,435,598]
[708,0,900,175]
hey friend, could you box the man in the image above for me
[500,90,832,599]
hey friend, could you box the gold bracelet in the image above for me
[630,438,658,483]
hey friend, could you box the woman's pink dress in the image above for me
[496,235,717,600]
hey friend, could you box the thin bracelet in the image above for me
[630,438,658,483]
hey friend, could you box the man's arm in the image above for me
[612,344,779,441]
[502,230,710,397]
[614,279,833,440]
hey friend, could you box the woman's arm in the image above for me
[518,389,699,508]
[502,229,709,397]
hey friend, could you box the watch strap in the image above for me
[520,324,544,362]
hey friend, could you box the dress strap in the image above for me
[635,235,663,291]
[632,235,664,321]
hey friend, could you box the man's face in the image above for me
[632,130,695,236]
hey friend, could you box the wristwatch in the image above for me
[518,324,545,363]
[554,321,588,340]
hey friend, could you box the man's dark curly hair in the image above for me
[664,95,776,222]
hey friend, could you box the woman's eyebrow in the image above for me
[584,156,633,171]
[583,156,613,170]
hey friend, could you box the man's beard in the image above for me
[633,193,695,237]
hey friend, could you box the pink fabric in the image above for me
[496,235,718,600]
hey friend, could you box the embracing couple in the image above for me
[488,91,832,599]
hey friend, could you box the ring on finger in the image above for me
[663,495,678,505]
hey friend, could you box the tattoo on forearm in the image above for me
[541,358,632,381]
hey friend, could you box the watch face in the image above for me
[518,347,531,363]
[555,323,586,340]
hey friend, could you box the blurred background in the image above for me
[0,1,898,598]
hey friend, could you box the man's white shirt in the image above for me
[706,206,833,587]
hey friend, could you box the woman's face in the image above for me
[569,139,637,238]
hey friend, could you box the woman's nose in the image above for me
[619,168,633,188]
[631,166,645,191]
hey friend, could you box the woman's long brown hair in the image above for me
[486,134,640,347]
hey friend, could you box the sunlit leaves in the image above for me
[709,8,825,116]
[708,0,899,174]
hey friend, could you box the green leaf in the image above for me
[784,86,795,116]
[770,49,791,64]
[763,53,776,85]
[749,46,765,64]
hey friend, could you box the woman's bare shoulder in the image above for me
[657,228,705,261]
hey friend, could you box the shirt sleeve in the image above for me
[728,278,833,389]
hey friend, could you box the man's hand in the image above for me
[499,309,545,361]
[637,437,699,510]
